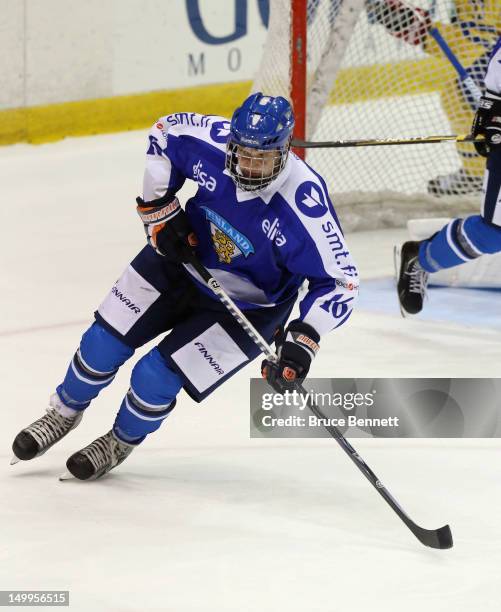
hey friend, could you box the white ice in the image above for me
[1,131,500,612]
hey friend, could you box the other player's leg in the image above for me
[395,148,501,315]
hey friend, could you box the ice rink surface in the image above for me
[1,131,500,611]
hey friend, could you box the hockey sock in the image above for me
[113,348,183,443]
[418,214,501,272]
[56,322,134,410]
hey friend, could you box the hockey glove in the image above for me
[471,92,501,157]
[136,193,198,262]
[261,320,320,394]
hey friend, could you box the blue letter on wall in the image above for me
[186,0,269,44]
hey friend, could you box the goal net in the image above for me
[252,0,500,230]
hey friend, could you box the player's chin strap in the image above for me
[182,252,452,550]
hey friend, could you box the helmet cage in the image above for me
[225,139,291,192]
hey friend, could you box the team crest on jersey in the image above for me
[201,206,254,264]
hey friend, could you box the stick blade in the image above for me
[413,524,453,549]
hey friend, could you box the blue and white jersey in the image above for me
[142,112,359,337]
[485,36,501,94]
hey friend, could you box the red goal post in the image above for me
[291,0,308,159]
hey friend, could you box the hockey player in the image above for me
[11,93,359,480]
[395,37,501,315]
[369,0,500,196]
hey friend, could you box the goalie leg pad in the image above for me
[113,348,182,442]
[56,322,134,410]
[418,215,501,273]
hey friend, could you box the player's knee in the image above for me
[130,347,183,407]
[115,349,182,440]
[80,322,134,374]
[463,215,501,255]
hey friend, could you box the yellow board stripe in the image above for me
[0,81,252,146]
[0,56,454,146]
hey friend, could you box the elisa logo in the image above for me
[193,160,217,192]
[262,217,286,246]
[295,182,327,218]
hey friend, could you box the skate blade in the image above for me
[393,245,406,318]
[393,244,401,284]
[10,455,20,465]
[58,470,101,482]
[58,471,74,481]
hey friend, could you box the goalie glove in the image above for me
[261,320,320,394]
[471,92,501,157]
[368,0,431,46]
[136,193,198,262]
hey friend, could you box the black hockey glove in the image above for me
[261,320,320,394]
[136,193,198,262]
[471,92,501,157]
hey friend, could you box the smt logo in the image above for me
[295,181,327,218]
[193,160,217,192]
[319,293,354,319]
[194,342,224,375]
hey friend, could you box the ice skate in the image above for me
[427,168,483,197]
[63,430,135,481]
[11,394,83,464]
[394,241,429,316]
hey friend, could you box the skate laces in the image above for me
[407,258,429,296]
[27,407,78,449]
[81,433,130,472]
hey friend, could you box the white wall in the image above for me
[26,0,113,106]
[1,0,25,108]
[0,0,268,110]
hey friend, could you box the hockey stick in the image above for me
[292,133,483,148]
[183,254,453,550]
[428,27,482,104]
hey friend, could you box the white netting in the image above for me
[253,0,500,225]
